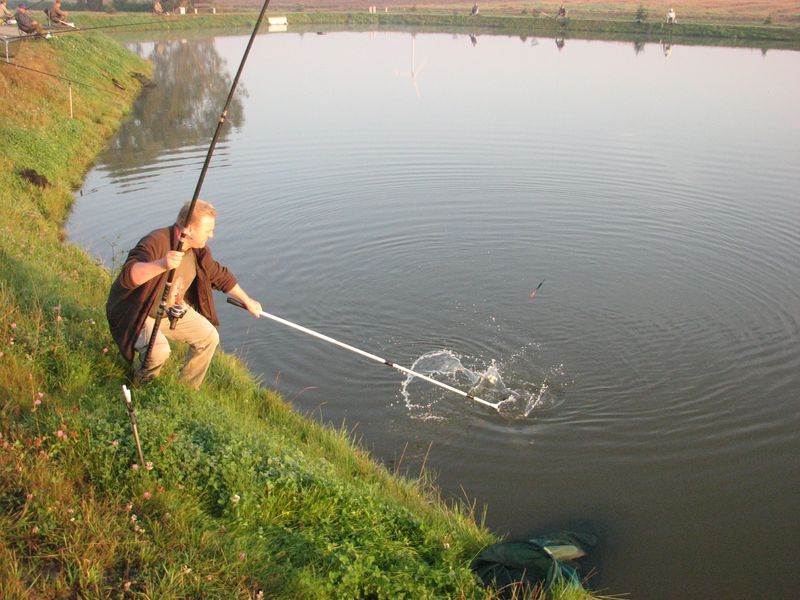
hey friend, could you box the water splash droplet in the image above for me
[399,350,559,420]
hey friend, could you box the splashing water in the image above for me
[398,349,557,419]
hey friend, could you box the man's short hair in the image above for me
[177,200,217,227]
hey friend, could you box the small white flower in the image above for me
[231,494,241,504]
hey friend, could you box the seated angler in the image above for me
[15,4,47,36]
[1,0,15,24]
[49,0,70,24]
[106,200,263,390]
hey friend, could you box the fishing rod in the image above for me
[42,17,181,36]
[0,59,127,96]
[11,14,190,41]
[20,0,47,12]
[50,15,76,29]
[226,297,500,411]
[5,17,151,45]
[140,0,272,369]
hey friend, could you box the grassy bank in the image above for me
[0,31,599,599]
[288,10,800,45]
[60,8,800,46]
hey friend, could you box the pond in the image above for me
[68,29,800,599]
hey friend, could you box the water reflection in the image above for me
[101,38,245,177]
[394,36,427,98]
[70,32,800,600]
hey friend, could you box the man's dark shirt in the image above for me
[15,10,36,32]
[106,225,238,363]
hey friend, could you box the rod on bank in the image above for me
[226,297,500,411]
[121,385,146,466]
[140,0,272,369]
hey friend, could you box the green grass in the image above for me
[0,24,602,600]
[62,10,260,32]
[289,11,800,45]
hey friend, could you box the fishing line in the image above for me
[0,58,127,96]
[8,0,47,17]
[140,0,273,369]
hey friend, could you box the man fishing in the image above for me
[14,4,47,36]
[48,0,70,25]
[106,200,262,390]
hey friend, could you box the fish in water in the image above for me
[471,362,514,403]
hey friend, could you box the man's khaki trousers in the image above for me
[133,306,219,390]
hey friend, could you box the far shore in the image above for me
[202,0,800,27]
[56,6,800,48]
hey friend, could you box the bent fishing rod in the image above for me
[140,0,272,368]
[226,297,500,411]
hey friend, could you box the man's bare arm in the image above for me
[129,250,184,287]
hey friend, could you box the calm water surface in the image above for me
[68,31,800,599]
